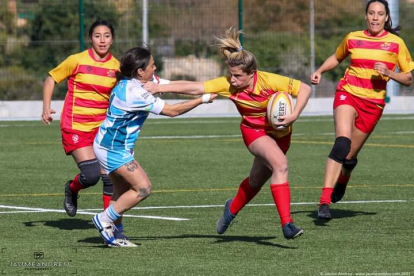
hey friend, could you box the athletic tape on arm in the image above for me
[202,94,211,103]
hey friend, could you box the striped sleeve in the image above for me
[204,77,233,97]
[397,39,414,73]
[335,33,351,62]
[269,74,301,97]
[49,55,78,83]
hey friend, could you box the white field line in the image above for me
[4,200,402,212]
[14,131,414,141]
[141,134,241,139]
[0,205,188,221]
[72,199,407,211]
[135,130,414,139]
[1,115,414,128]
[0,200,408,219]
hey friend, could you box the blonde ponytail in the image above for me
[216,27,257,74]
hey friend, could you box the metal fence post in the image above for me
[386,0,400,99]
[143,0,148,47]
[310,0,315,97]
[238,0,244,46]
[79,0,84,52]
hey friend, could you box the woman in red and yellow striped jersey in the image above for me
[144,28,311,240]
[311,0,414,220]
[41,20,119,219]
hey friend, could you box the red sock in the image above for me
[229,177,261,215]
[69,174,84,194]
[103,195,111,210]
[319,187,333,205]
[337,173,350,185]
[270,182,292,226]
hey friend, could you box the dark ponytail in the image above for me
[116,47,152,81]
[365,0,401,36]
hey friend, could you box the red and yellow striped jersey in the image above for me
[49,49,120,132]
[204,71,301,137]
[335,30,414,105]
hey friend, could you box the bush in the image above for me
[0,67,43,100]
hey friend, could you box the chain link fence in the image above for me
[1,0,414,100]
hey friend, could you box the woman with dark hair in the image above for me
[310,0,414,219]
[41,20,119,217]
[92,46,216,247]
[144,28,311,240]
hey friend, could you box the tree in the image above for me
[0,5,15,66]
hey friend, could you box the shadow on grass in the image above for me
[293,208,377,227]
[23,218,92,230]
[78,234,297,249]
[24,220,299,249]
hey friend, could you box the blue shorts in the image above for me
[93,142,134,174]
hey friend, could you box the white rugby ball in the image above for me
[267,91,293,130]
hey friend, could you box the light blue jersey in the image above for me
[94,77,166,173]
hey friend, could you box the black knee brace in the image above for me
[77,159,101,188]
[343,158,358,171]
[328,136,351,163]
[101,174,113,196]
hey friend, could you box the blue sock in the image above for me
[114,223,124,238]
[114,223,123,233]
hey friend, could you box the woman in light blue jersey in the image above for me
[91,46,216,247]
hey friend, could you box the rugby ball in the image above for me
[267,92,293,130]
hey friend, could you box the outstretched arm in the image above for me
[41,76,57,125]
[144,81,205,95]
[161,94,217,117]
[310,54,341,85]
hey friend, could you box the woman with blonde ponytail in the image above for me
[144,27,311,240]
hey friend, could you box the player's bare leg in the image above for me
[216,157,270,235]
[318,105,355,219]
[249,136,303,239]
[93,160,150,247]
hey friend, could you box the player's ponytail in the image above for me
[216,28,257,74]
[117,47,152,81]
[365,0,401,36]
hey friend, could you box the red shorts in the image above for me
[240,124,291,154]
[333,91,384,134]
[61,128,99,155]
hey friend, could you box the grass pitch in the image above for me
[0,115,413,275]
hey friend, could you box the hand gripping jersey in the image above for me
[204,71,301,138]
[49,49,120,132]
[94,78,166,150]
[335,30,414,105]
